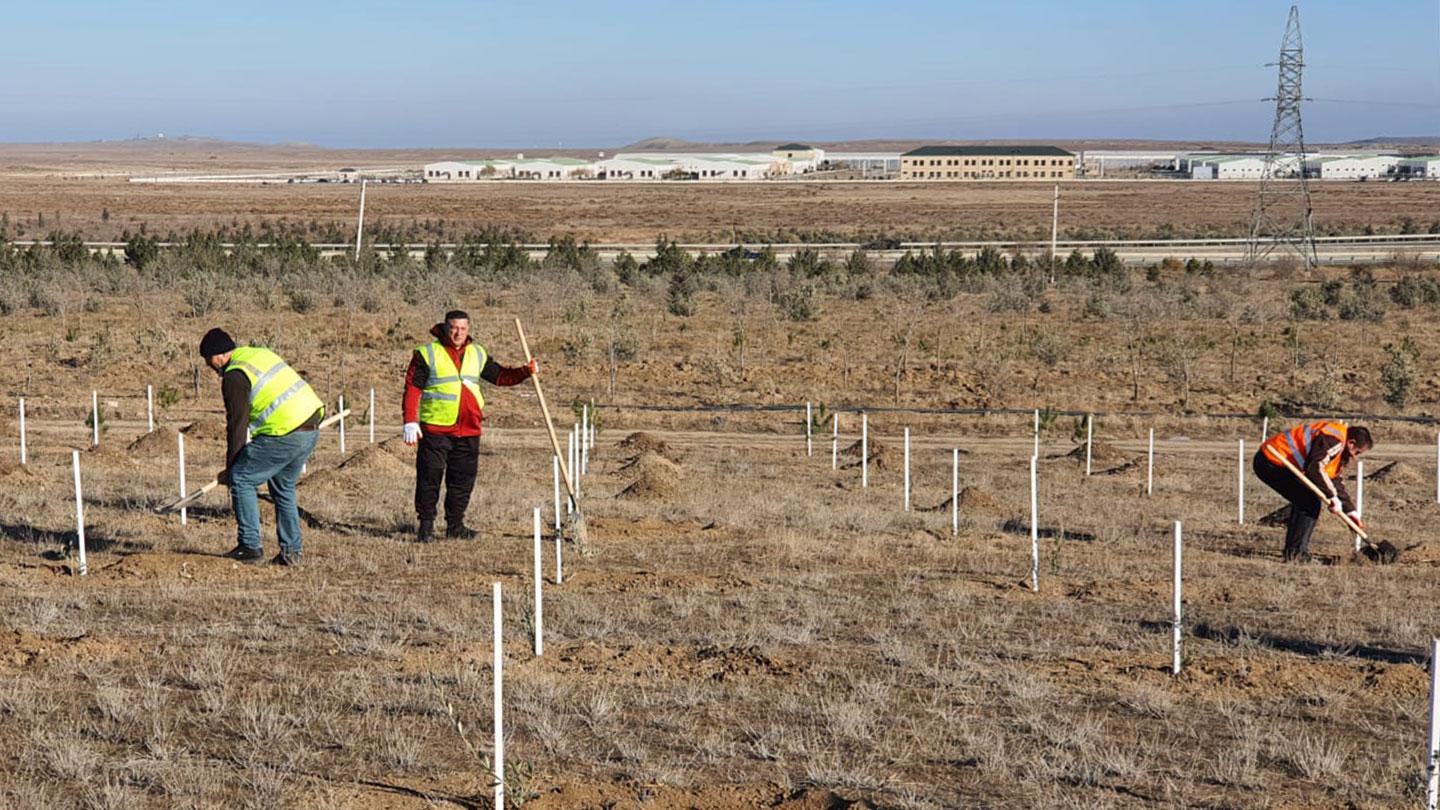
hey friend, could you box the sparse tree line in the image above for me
[0,228,1435,416]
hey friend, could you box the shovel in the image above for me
[154,408,351,514]
[515,317,588,546]
[1275,455,1398,563]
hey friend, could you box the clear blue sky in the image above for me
[2,0,1436,147]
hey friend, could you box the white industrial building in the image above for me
[1398,156,1440,179]
[1304,154,1398,180]
[1187,153,1301,180]
[424,156,595,181]
[595,153,785,180]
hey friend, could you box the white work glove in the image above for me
[403,422,422,445]
[1328,498,1345,516]
[1347,510,1365,531]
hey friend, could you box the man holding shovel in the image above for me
[1253,420,1373,563]
[402,310,537,543]
[200,328,325,566]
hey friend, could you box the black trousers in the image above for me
[415,432,480,526]
[1253,451,1323,560]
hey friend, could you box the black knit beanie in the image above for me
[198,328,236,358]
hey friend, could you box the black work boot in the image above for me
[416,520,435,544]
[1283,510,1317,563]
[223,544,265,565]
[271,550,302,567]
[446,523,478,541]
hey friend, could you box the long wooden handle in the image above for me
[155,408,352,513]
[1276,454,1369,540]
[515,318,579,501]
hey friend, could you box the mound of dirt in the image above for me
[127,425,179,454]
[921,486,1004,514]
[0,459,37,489]
[620,451,683,477]
[1065,440,1130,466]
[334,445,411,477]
[181,417,228,442]
[617,431,672,457]
[1258,504,1291,527]
[1371,461,1424,487]
[840,438,892,470]
[618,470,683,500]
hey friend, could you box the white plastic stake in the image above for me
[146,385,154,433]
[492,581,504,810]
[1354,460,1365,553]
[1084,414,1093,476]
[72,450,87,576]
[552,455,562,533]
[861,413,869,488]
[573,425,581,501]
[1237,438,1245,524]
[1146,428,1154,496]
[831,413,838,471]
[91,390,99,447]
[581,405,589,475]
[533,507,543,656]
[566,430,575,514]
[354,178,367,259]
[17,397,25,465]
[554,500,563,585]
[1172,520,1183,676]
[1428,637,1440,810]
[178,432,188,527]
[805,402,812,457]
[1029,455,1039,592]
[1261,415,1269,444]
[951,448,959,536]
[368,388,375,444]
[337,395,346,455]
[903,428,911,511]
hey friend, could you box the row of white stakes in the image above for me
[807,406,1440,802]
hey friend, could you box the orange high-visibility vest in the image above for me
[1262,420,1348,478]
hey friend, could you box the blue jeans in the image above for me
[230,429,319,555]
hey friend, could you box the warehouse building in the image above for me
[424,156,595,181]
[1303,154,1398,180]
[771,143,825,172]
[1398,156,1440,179]
[596,153,784,180]
[899,145,1075,180]
[1187,154,1301,180]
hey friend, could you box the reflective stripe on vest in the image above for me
[224,346,325,436]
[417,341,486,426]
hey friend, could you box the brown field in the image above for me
[3,153,1440,806]
[2,143,1439,244]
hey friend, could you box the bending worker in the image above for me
[200,328,324,566]
[402,310,537,543]
[1253,420,1372,562]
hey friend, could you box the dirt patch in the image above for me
[1370,460,1426,492]
[0,459,37,484]
[126,425,179,455]
[525,783,876,810]
[920,486,1004,514]
[181,416,228,442]
[99,551,277,582]
[0,629,140,672]
[536,641,792,682]
[335,444,412,477]
[560,569,749,594]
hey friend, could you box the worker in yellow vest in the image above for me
[402,310,537,542]
[201,328,324,566]
[1253,420,1372,562]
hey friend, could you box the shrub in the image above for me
[1288,288,1329,321]
[613,252,641,286]
[666,270,699,317]
[1381,338,1419,408]
[775,283,818,322]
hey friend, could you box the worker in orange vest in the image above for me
[1253,420,1372,562]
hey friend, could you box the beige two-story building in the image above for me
[900,145,1076,180]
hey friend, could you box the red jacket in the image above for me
[403,323,531,437]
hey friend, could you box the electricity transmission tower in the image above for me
[1247,4,1318,269]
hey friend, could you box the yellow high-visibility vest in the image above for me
[417,341,486,426]
[224,346,325,436]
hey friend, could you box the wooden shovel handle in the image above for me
[1275,454,1369,541]
[515,318,579,501]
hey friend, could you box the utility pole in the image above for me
[1248,5,1318,270]
[1049,183,1059,283]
